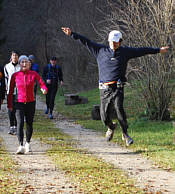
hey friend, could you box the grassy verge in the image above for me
[0,138,22,193]
[33,111,143,193]
[51,86,175,171]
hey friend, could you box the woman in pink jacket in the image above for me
[8,55,48,154]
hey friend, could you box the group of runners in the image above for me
[0,52,63,154]
[0,27,169,154]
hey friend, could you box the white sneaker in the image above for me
[13,126,17,135]
[16,146,25,154]
[25,142,32,153]
[105,122,116,141]
[106,128,114,141]
[8,127,14,135]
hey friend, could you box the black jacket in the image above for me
[71,32,160,83]
[42,63,63,85]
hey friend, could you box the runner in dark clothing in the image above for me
[0,65,5,110]
[61,27,169,146]
[42,56,63,119]
[28,55,40,98]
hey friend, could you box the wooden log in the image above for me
[79,96,88,104]
[64,94,80,105]
[64,94,88,105]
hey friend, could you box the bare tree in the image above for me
[39,0,101,92]
[97,0,175,120]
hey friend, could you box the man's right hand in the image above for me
[61,27,71,36]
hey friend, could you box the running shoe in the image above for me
[122,133,133,146]
[105,122,116,141]
[106,128,114,141]
[49,114,53,119]
[25,142,32,153]
[8,127,15,135]
[16,146,25,154]
[13,126,17,135]
[45,109,49,114]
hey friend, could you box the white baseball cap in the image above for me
[108,30,122,42]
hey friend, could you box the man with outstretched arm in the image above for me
[61,27,169,146]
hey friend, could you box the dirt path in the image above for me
[0,102,79,194]
[1,96,175,193]
[47,98,175,194]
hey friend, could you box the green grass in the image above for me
[118,120,175,170]
[33,112,143,193]
[0,138,22,193]
[56,88,100,120]
[52,85,175,171]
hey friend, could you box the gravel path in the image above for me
[56,120,175,193]
[50,98,175,194]
[0,102,79,194]
[1,96,175,193]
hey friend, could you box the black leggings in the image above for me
[8,95,17,127]
[16,102,35,146]
[46,84,58,113]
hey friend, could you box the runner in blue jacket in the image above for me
[61,27,169,146]
[42,56,63,119]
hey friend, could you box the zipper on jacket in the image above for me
[24,72,27,103]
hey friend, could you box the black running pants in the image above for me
[16,101,35,145]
